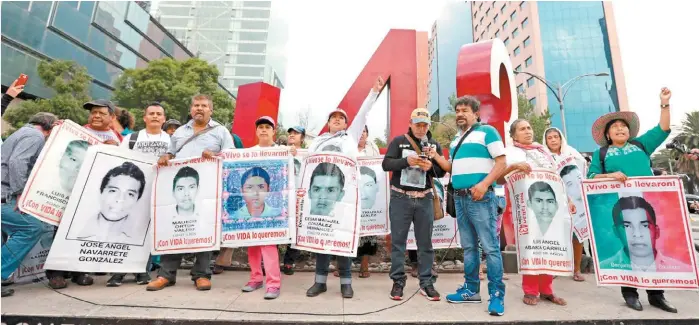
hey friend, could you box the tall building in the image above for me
[427,2,474,120]
[1,1,233,100]
[153,1,288,95]
[471,1,628,152]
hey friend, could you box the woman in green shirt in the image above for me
[587,88,675,313]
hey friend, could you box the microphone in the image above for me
[420,136,429,158]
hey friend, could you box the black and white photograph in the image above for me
[44,145,155,273]
[400,149,426,188]
[19,120,102,225]
[357,157,390,236]
[151,157,222,254]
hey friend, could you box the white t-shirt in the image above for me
[87,128,120,142]
[120,130,171,157]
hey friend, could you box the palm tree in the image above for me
[653,111,699,193]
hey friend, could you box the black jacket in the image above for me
[382,128,446,191]
[1,94,13,116]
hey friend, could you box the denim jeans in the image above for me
[1,199,46,280]
[388,191,435,288]
[455,190,505,297]
[315,254,351,284]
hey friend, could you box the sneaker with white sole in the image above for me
[420,284,441,301]
[446,284,482,303]
[242,281,264,292]
[264,287,280,299]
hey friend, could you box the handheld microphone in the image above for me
[420,136,429,159]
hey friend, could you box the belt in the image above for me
[391,186,432,198]
[454,186,494,197]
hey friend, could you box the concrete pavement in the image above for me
[2,270,699,325]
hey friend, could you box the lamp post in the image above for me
[514,70,610,139]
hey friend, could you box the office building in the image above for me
[1,1,233,100]
[471,1,628,152]
[152,1,288,95]
[427,1,474,120]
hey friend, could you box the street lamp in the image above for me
[514,70,610,139]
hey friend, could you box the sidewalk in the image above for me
[2,271,699,324]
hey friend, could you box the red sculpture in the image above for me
[232,82,281,148]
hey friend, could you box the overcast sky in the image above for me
[275,1,697,142]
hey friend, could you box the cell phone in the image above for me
[16,74,28,86]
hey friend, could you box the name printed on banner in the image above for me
[361,210,385,233]
[585,179,678,191]
[78,241,131,264]
[599,274,698,286]
[523,238,568,255]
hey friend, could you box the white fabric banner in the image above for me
[11,225,54,284]
[293,149,309,188]
[583,176,699,290]
[358,156,390,236]
[20,120,102,225]
[219,148,295,247]
[292,153,360,257]
[506,169,573,276]
[407,176,460,249]
[556,155,590,241]
[44,145,154,273]
[151,157,222,254]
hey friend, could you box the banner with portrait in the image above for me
[19,120,102,225]
[293,149,309,189]
[556,156,590,241]
[293,153,360,257]
[506,169,573,276]
[151,157,222,254]
[10,224,54,284]
[220,148,295,247]
[583,176,699,290]
[44,146,155,273]
[358,157,389,236]
[407,176,460,249]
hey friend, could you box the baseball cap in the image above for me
[83,99,115,114]
[410,108,431,124]
[327,109,348,121]
[255,116,276,128]
[163,119,182,129]
[287,126,306,135]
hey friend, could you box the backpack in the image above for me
[128,131,139,150]
[599,139,650,174]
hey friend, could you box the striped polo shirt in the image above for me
[449,124,506,190]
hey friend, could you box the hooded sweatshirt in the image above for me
[308,89,379,157]
[542,127,587,175]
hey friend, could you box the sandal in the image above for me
[541,294,567,306]
[359,270,371,278]
[212,264,225,275]
[573,272,585,282]
[523,294,539,305]
[333,270,340,277]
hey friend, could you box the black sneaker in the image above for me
[306,283,327,297]
[389,282,404,301]
[106,274,125,287]
[1,287,14,297]
[282,264,294,275]
[135,273,151,285]
[420,284,441,301]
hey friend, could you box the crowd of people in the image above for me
[0,73,686,317]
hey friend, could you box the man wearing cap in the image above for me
[82,99,123,144]
[587,88,676,313]
[282,125,305,275]
[382,107,446,302]
[306,76,383,299]
[150,93,234,292]
[163,119,182,136]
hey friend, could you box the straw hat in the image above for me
[591,111,640,147]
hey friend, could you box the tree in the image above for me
[517,94,552,143]
[112,57,234,129]
[297,106,322,135]
[374,138,387,148]
[446,93,457,112]
[4,60,91,129]
[652,111,699,192]
[429,113,457,150]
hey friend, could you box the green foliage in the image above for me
[112,58,234,129]
[652,111,699,192]
[447,93,457,112]
[4,60,91,129]
[429,113,457,149]
[374,138,387,148]
[517,94,552,143]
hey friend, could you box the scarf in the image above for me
[514,141,556,169]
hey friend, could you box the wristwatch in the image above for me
[661,104,670,109]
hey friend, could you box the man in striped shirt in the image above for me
[443,96,507,316]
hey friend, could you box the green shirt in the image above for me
[232,133,244,149]
[587,124,670,178]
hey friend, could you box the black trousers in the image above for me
[283,245,300,265]
[621,286,664,298]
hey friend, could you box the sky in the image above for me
[275,0,699,144]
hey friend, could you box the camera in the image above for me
[666,139,688,154]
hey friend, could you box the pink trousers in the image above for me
[248,245,281,289]
[522,274,553,296]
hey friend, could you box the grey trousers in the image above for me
[388,191,435,288]
[157,251,212,283]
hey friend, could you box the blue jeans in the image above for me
[455,190,505,297]
[1,199,46,280]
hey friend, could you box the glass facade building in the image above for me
[1,1,233,100]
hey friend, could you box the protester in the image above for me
[1,112,58,297]
[587,88,675,313]
[382,108,446,301]
[499,119,576,308]
[306,76,383,299]
[82,99,123,144]
[429,96,507,316]
[543,127,587,282]
[107,102,170,287]
[112,107,135,136]
[149,94,234,292]
[163,119,182,136]
[281,125,306,275]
